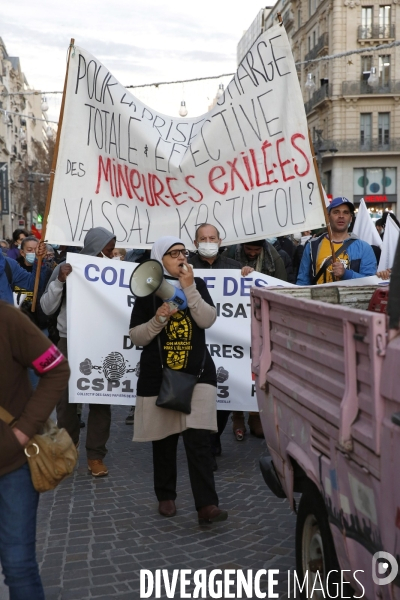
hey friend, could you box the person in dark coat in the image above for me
[268,238,296,284]
[277,235,295,261]
[189,223,240,270]
[7,229,29,261]
[227,240,288,282]
[227,239,288,440]
[188,224,241,469]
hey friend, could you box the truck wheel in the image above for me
[295,481,341,599]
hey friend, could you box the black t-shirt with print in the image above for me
[129,277,217,397]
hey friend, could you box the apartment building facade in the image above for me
[238,1,400,215]
[0,37,49,239]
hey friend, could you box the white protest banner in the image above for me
[47,25,325,249]
[66,253,293,409]
[353,199,383,248]
[378,215,400,272]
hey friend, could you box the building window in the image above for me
[360,113,372,150]
[378,113,390,149]
[378,55,391,87]
[361,7,373,39]
[361,55,372,80]
[354,167,396,198]
[379,6,391,37]
[298,9,301,28]
[313,31,316,47]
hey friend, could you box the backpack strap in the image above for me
[312,237,356,285]
[0,405,17,427]
[4,259,12,286]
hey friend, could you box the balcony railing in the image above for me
[357,24,395,40]
[321,138,400,153]
[305,84,332,114]
[304,32,329,62]
[342,80,400,95]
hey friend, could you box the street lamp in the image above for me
[27,173,35,232]
[305,73,316,95]
[216,84,225,99]
[179,101,188,117]
[367,67,379,90]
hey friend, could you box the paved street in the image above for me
[0,407,296,600]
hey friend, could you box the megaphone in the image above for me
[129,260,188,312]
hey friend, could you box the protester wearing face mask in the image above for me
[7,229,29,261]
[188,224,241,470]
[0,239,9,255]
[112,248,126,260]
[14,237,52,327]
[188,223,241,270]
[41,227,116,477]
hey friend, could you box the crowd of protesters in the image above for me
[1,198,400,598]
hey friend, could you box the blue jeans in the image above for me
[0,464,44,600]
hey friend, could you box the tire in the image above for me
[295,480,343,599]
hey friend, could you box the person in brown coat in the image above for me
[0,301,70,599]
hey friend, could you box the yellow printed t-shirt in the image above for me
[316,237,350,284]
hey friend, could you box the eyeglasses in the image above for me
[164,249,190,258]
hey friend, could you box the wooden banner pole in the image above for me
[32,38,75,312]
[308,129,336,266]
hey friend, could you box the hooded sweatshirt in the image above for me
[40,228,115,337]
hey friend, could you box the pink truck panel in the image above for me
[251,286,400,600]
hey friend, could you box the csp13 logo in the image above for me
[216,366,229,400]
[77,352,139,394]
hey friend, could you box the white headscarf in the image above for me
[151,236,185,287]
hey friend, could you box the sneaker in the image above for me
[87,459,108,477]
[125,406,135,425]
[234,428,245,441]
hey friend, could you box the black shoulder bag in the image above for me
[312,238,356,285]
[155,334,206,415]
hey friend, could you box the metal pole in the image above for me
[29,174,33,232]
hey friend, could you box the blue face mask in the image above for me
[51,244,60,250]
[25,252,36,264]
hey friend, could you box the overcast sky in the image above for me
[2,0,268,119]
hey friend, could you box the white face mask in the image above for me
[197,242,219,258]
[25,252,36,264]
[101,251,111,259]
[112,256,121,260]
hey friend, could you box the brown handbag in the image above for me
[0,407,78,493]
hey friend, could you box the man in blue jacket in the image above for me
[0,241,47,303]
[297,197,377,285]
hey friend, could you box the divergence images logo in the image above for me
[372,551,399,586]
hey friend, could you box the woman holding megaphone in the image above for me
[129,236,228,525]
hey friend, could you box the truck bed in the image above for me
[251,285,387,469]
